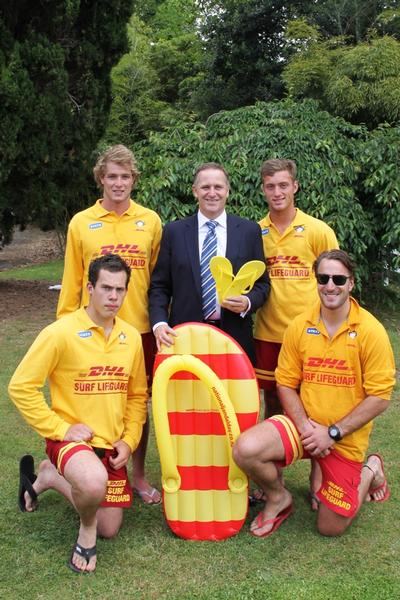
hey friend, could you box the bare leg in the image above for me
[317,454,384,537]
[131,414,161,504]
[25,453,108,572]
[233,420,292,537]
[309,459,322,511]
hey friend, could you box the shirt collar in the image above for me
[308,296,361,327]
[93,198,137,217]
[198,209,227,229]
[265,207,305,228]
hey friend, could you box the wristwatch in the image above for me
[328,424,342,442]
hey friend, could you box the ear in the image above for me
[293,180,299,194]
[192,184,198,199]
[348,277,355,292]
[87,282,94,295]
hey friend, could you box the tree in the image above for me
[0,0,134,247]
[104,0,203,144]
[283,19,400,127]
[131,99,399,299]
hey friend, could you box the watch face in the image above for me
[329,425,340,441]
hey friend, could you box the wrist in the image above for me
[328,424,342,442]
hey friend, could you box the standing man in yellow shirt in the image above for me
[57,144,162,504]
[9,254,148,572]
[234,250,395,538]
[254,159,339,419]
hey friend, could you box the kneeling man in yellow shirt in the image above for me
[9,254,148,573]
[233,250,395,538]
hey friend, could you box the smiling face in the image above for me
[262,170,298,215]
[192,168,229,219]
[86,268,128,327]
[100,161,135,213]
[316,258,354,312]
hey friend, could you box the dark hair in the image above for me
[313,249,356,278]
[260,159,297,181]
[88,254,131,288]
[193,162,230,187]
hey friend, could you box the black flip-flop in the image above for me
[68,541,97,574]
[18,454,38,512]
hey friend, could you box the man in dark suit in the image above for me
[149,163,270,364]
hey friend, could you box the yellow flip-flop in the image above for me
[209,256,234,304]
[222,260,266,299]
[152,322,260,540]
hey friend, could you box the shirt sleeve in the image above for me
[360,322,396,400]
[312,223,339,256]
[275,321,303,389]
[57,219,84,318]
[121,340,148,451]
[8,327,71,440]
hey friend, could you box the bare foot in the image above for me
[24,460,59,511]
[250,490,293,537]
[70,522,97,573]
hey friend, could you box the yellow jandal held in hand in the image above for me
[210,257,266,304]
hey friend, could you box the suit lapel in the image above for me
[184,214,202,298]
[226,215,240,267]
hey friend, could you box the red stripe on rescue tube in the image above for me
[177,465,229,490]
[167,518,245,541]
[154,353,255,380]
[168,411,258,435]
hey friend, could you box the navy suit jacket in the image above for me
[149,213,270,364]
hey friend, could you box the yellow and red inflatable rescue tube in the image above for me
[152,323,260,540]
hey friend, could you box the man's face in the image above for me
[316,259,354,311]
[192,168,229,219]
[100,161,134,209]
[262,170,298,213]
[87,268,128,323]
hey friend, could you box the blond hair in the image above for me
[93,144,140,188]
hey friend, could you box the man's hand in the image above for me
[300,419,334,457]
[221,295,249,314]
[109,440,131,470]
[154,323,178,351]
[63,423,93,442]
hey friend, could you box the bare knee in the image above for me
[98,521,121,539]
[317,510,351,537]
[97,509,123,539]
[233,434,259,469]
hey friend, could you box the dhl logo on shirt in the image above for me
[99,244,140,255]
[88,365,127,377]
[267,255,306,267]
[304,357,349,370]
[267,255,310,279]
[303,357,356,387]
[97,244,147,269]
[74,365,128,394]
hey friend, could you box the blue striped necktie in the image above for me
[200,220,218,319]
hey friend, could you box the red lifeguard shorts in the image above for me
[255,340,282,391]
[45,439,133,508]
[268,415,363,518]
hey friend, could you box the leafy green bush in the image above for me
[133,98,399,300]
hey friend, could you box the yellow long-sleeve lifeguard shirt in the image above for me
[254,209,338,343]
[9,308,148,452]
[275,298,395,462]
[57,200,162,333]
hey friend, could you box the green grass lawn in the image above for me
[0,264,399,600]
[0,259,64,281]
